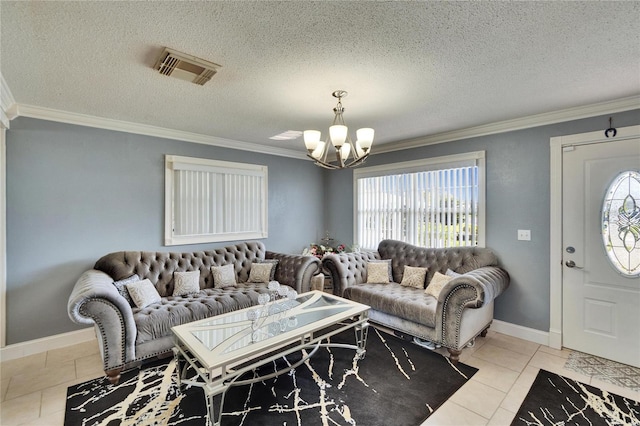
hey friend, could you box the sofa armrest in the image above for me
[322,251,381,296]
[266,251,321,294]
[67,270,137,370]
[435,266,510,347]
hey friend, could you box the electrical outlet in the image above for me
[517,229,531,241]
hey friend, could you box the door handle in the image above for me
[565,260,583,269]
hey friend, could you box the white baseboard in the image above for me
[0,320,553,362]
[0,327,97,362]
[548,328,562,350]
[491,319,550,346]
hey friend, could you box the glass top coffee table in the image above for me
[171,290,370,426]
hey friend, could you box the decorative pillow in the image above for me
[366,261,391,284]
[367,259,393,283]
[256,259,279,281]
[446,269,461,278]
[112,274,139,307]
[248,262,275,283]
[400,266,428,289]
[172,270,200,296]
[425,271,453,298]
[211,264,237,288]
[126,279,161,309]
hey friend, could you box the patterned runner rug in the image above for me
[564,351,640,393]
[511,369,640,425]
[65,327,476,425]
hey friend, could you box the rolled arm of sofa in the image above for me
[322,252,381,296]
[266,251,321,293]
[435,266,510,347]
[67,270,137,370]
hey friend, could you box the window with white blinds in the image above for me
[165,155,268,245]
[354,152,485,250]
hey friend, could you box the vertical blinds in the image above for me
[356,161,480,250]
[165,156,267,245]
[174,170,263,236]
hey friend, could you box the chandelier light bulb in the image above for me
[340,143,351,160]
[303,130,321,151]
[330,125,347,148]
[356,128,374,151]
[312,141,325,159]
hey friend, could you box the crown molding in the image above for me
[6,94,639,159]
[374,95,640,154]
[13,104,308,160]
[0,73,17,129]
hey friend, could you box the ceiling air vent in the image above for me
[154,47,221,86]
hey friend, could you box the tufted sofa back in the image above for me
[377,239,498,284]
[94,242,267,297]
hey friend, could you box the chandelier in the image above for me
[303,90,374,169]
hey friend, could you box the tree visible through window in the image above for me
[354,152,485,250]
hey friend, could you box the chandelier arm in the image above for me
[316,160,340,170]
[345,153,370,168]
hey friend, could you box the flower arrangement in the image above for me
[304,243,346,259]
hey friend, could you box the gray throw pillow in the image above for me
[112,274,139,307]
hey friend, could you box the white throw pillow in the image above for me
[248,262,275,283]
[126,279,161,308]
[366,261,391,284]
[173,270,200,296]
[445,269,461,278]
[400,265,428,289]
[425,271,453,298]
[211,264,237,288]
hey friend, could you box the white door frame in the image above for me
[549,124,640,350]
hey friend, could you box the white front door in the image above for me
[562,138,640,367]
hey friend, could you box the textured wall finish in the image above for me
[5,118,324,344]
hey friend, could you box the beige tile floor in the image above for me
[1,331,639,425]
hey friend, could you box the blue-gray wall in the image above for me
[324,109,640,332]
[6,110,640,344]
[6,117,325,344]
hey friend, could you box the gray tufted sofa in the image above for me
[68,241,321,384]
[322,239,509,362]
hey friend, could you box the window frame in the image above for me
[164,155,268,246]
[352,151,486,249]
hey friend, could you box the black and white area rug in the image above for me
[65,328,477,426]
[511,369,640,425]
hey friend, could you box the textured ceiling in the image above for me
[1,1,639,155]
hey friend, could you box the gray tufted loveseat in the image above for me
[322,239,509,362]
[68,241,321,384]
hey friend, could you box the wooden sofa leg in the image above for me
[105,368,122,385]
[480,326,490,338]
[447,348,462,364]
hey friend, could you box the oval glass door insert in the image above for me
[602,170,640,277]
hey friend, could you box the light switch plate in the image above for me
[518,229,531,241]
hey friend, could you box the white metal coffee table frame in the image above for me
[171,290,370,426]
